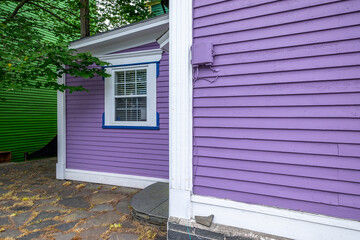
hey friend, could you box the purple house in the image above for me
[57,1,360,239]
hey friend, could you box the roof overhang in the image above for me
[157,29,169,52]
[70,14,169,56]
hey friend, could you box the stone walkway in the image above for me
[0,158,166,240]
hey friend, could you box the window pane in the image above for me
[136,81,146,95]
[115,97,147,121]
[113,68,148,123]
[115,69,147,96]
[125,83,136,96]
[136,69,147,95]
[137,69,147,82]
[116,98,127,108]
[125,70,135,83]
[115,83,125,96]
[116,72,125,83]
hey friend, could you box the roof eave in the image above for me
[69,14,169,53]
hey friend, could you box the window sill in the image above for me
[102,112,160,130]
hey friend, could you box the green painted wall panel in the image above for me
[0,3,57,162]
[151,2,168,16]
[0,88,57,162]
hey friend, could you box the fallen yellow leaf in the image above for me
[62,181,72,186]
[76,184,85,189]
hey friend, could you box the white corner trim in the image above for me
[99,49,163,66]
[191,195,360,240]
[70,15,169,50]
[64,169,168,189]
[169,189,192,219]
[168,0,193,219]
[56,74,66,180]
[157,29,169,52]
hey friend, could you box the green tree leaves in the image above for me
[0,0,151,94]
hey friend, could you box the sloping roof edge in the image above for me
[70,14,169,51]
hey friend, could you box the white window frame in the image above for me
[101,49,162,128]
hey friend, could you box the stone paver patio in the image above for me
[0,158,166,240]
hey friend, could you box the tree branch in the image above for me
[6,0,30,21]
[26,2,78,28]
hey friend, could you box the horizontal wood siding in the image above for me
[192,0,360,221]
[0,3,57,162]
[66,47,169,179]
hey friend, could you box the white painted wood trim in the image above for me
[157,30,169,52]
[56,74,66,180]
[168,0,193,219]
[64,169,168,189]
[70,15,169,50]
[98,49,163,62]
[159,39,169,52]
[191,195,360,240]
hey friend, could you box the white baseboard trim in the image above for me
[64,169,168,189]
[191,195,360,240]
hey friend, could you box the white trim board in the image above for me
[56,74,66,180]
[99,49,163,65]
[190,195,360,240]
[168,0,193,219]
[64,169,168,189]
[157,29,169,52]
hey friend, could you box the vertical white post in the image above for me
[56,74,66,179]
[169,0,193,219]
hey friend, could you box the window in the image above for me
[101,49,162,129]
[104,63,157,128]
[115,69,147,122]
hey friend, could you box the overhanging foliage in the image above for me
[0,0,152,95]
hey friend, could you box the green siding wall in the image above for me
[151,3,168,16]
[0,3,57,162]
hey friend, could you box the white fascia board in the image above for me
[157,29,169,52]
[91,32,164,56]
[65,169,168,189]
[98,49,163,65]
[70,15,169,54]
[191,195,360,240]
[159,38,169,52]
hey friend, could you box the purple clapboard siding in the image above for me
[65,46,169,179]
[192,0,360,221]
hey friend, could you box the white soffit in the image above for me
[70,14,169,56]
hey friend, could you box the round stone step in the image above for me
[131,182,169,226]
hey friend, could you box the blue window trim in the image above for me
[101,61,160,80]
[102,112,160,130]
